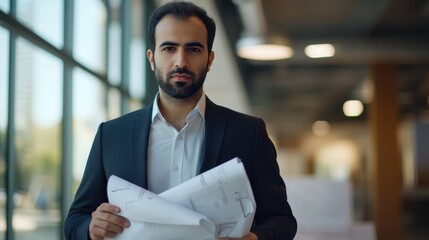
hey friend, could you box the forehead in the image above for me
[155,15,208,47]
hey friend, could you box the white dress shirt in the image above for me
[147,93,206,194]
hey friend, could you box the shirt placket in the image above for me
[170,128,186,186]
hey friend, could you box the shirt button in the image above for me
[174,166,179,171]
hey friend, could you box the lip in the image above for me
[171,74,191,82]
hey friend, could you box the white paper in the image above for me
[107,157,256,240]
[107,176,216,240]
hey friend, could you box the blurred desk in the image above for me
[294,223,375,240]
[284,177,375,240]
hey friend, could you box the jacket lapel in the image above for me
[130,104,153,188]
[199,97,227,173]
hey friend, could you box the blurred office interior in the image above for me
[0,0,428,239]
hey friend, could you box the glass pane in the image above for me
[16,0,63,48]
[107,0,122,86]
[14,37,62,239]
[108,6,121,85]
[74,0,107,74]
[129,98,143,112]
[129,0,145,99]
[130,39,145,99]
[0,0,9,12]
[107,87,121,120]
[72,68,107,190]
[0,27,9,240]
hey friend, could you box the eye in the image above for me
[187,47,201,53]
[162,46,175,52]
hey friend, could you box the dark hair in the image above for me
[148,1,216,53]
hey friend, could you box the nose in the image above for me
[175,48,188,69]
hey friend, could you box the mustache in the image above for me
[171,67,192,74]
[170,67,193,75]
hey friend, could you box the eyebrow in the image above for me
[159,41,205,49]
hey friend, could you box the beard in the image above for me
[154,64,208,99]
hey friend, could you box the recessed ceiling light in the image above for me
[236,35,293,61]
[343,100,364,117]
[305,44,335,58]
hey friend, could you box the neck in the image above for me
[157,90,203,130]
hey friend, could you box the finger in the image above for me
[92,215,125,232]
[97,203,121,213]
[92,209,130,229]
[90,224,118,239]
[95,203,130,228]
[89,208,130,239]
[89,214,127,239]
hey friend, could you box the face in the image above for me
[147,15,215,99]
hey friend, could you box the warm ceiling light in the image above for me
[343,100,364,117]
[305,44,335,58]
[236,35,293,61]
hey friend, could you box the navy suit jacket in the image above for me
[64,97,297,240]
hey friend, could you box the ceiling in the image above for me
[214,0,429,143]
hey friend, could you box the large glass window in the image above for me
[72,68,107,190]
[1,1,149,238]
[16,0,63,48]
[13,37,62,239]
[0,27,9,240]
[74,0,107,73]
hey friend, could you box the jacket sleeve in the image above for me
[250,119,297,240]
[64,124,108,240]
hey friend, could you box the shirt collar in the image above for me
[151,92,206,123]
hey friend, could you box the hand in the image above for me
[89,203,130,240]
[219,232,258,240]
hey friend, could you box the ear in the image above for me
[147,49,155,71]
[207,51,215,72]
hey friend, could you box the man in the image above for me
[64,1,297,240]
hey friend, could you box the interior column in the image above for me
[369,63,403,240]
